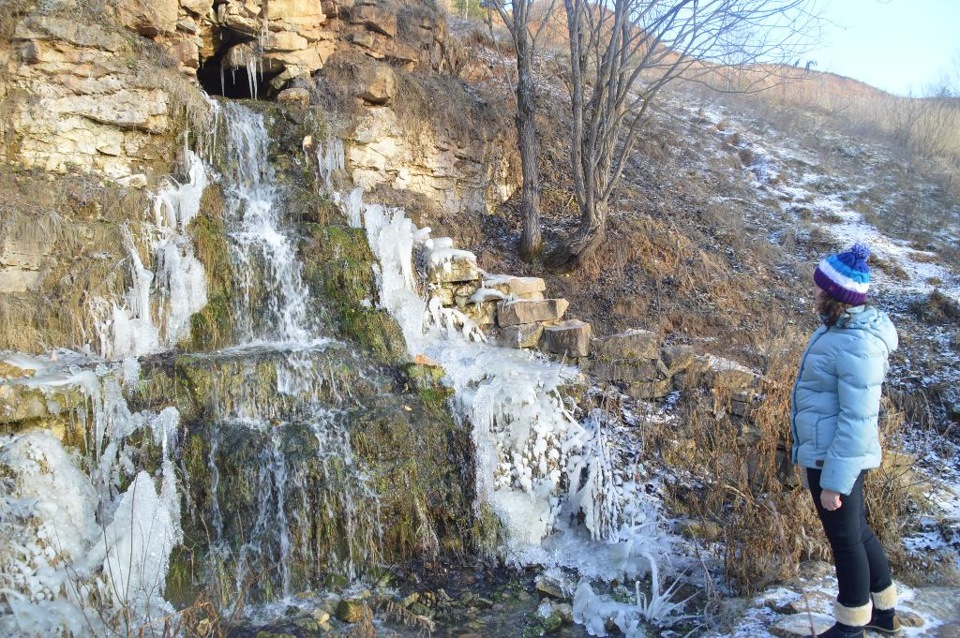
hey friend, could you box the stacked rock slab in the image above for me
[422,239,590,358]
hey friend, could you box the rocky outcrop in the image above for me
[345,102,515,217]
[4,15,191,182]
[181,1,449,98]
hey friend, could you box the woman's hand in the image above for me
[821,489,842,511]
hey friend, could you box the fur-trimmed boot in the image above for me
[816,601,871,637]
[866,584,902,635]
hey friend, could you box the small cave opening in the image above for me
[198,57,274,100]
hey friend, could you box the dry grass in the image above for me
[644,330,927,594]
[0,168,149,352]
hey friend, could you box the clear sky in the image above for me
[806,0,960,96]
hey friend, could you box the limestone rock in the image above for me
[345,105,515,218]
[498,299,569,327]
[114,0,179,36]
[8,16,182,179]
[335,598,366,623]
[216,1,262,37]
[660,345,696,373]
[356,62,396,105]
[535,574,566,599]
[586,359,657,384]
[452,281,482,307]
[0,361,36,380]
[483,275,545,300]
[500,323,543,349]
[690,354,757,391]
[277,87,311,105]
[542,320,591,358]
[626,378,673,400]
[181,0,214,18]
[426,249,479,284]
[592,329,659,361]
[352,2,397,37]
[167,36,201,71]
[0,230,48,293]
[460,300,497,326]
[13,16,126,52]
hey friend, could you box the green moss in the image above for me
[399,361,451,409]
[300,223,407,363]
[340,307,407,363]
[185,189,235,352]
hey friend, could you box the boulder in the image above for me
[586,359,657,383]
[356,62,396,105]
[660,345,696,373]
[498,299,568,327]
[626,379,673,400]
[335,598,366,623]
[690,354,757,391]
[542,320,591,358]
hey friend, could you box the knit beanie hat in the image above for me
[814,242,871,305]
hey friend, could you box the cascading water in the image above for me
[2,94,678,636]
[219,102,314,345]
[0,102,388,633]
[168,103,386,605]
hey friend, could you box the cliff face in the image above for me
[0,0,516,353]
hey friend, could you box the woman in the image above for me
[791,242,902,637]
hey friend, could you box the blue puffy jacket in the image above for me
[790,305,898,495]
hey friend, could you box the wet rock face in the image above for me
[157,351,478,606]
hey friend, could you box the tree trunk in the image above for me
[515,19,542,262]
[546,200,607,271]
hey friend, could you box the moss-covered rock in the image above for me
[301,223,407,363]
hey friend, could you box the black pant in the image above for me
[807,468,893,608]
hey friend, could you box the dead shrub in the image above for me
[869,254,910,281]
[908,289,960,324]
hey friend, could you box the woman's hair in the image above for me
[816,292,854,326]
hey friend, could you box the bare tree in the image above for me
[550,0,820,270]
[487,0,558,261]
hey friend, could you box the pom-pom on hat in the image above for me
[814,242,871,305]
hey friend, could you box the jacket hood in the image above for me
[841,305,899,354]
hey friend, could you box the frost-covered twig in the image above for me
[635,551,696,626]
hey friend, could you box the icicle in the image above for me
[247,56,258,100]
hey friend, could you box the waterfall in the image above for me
[177,103,383,603]
[220,102,314,344]
[1,102,385,634]
[2,95,677,636]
